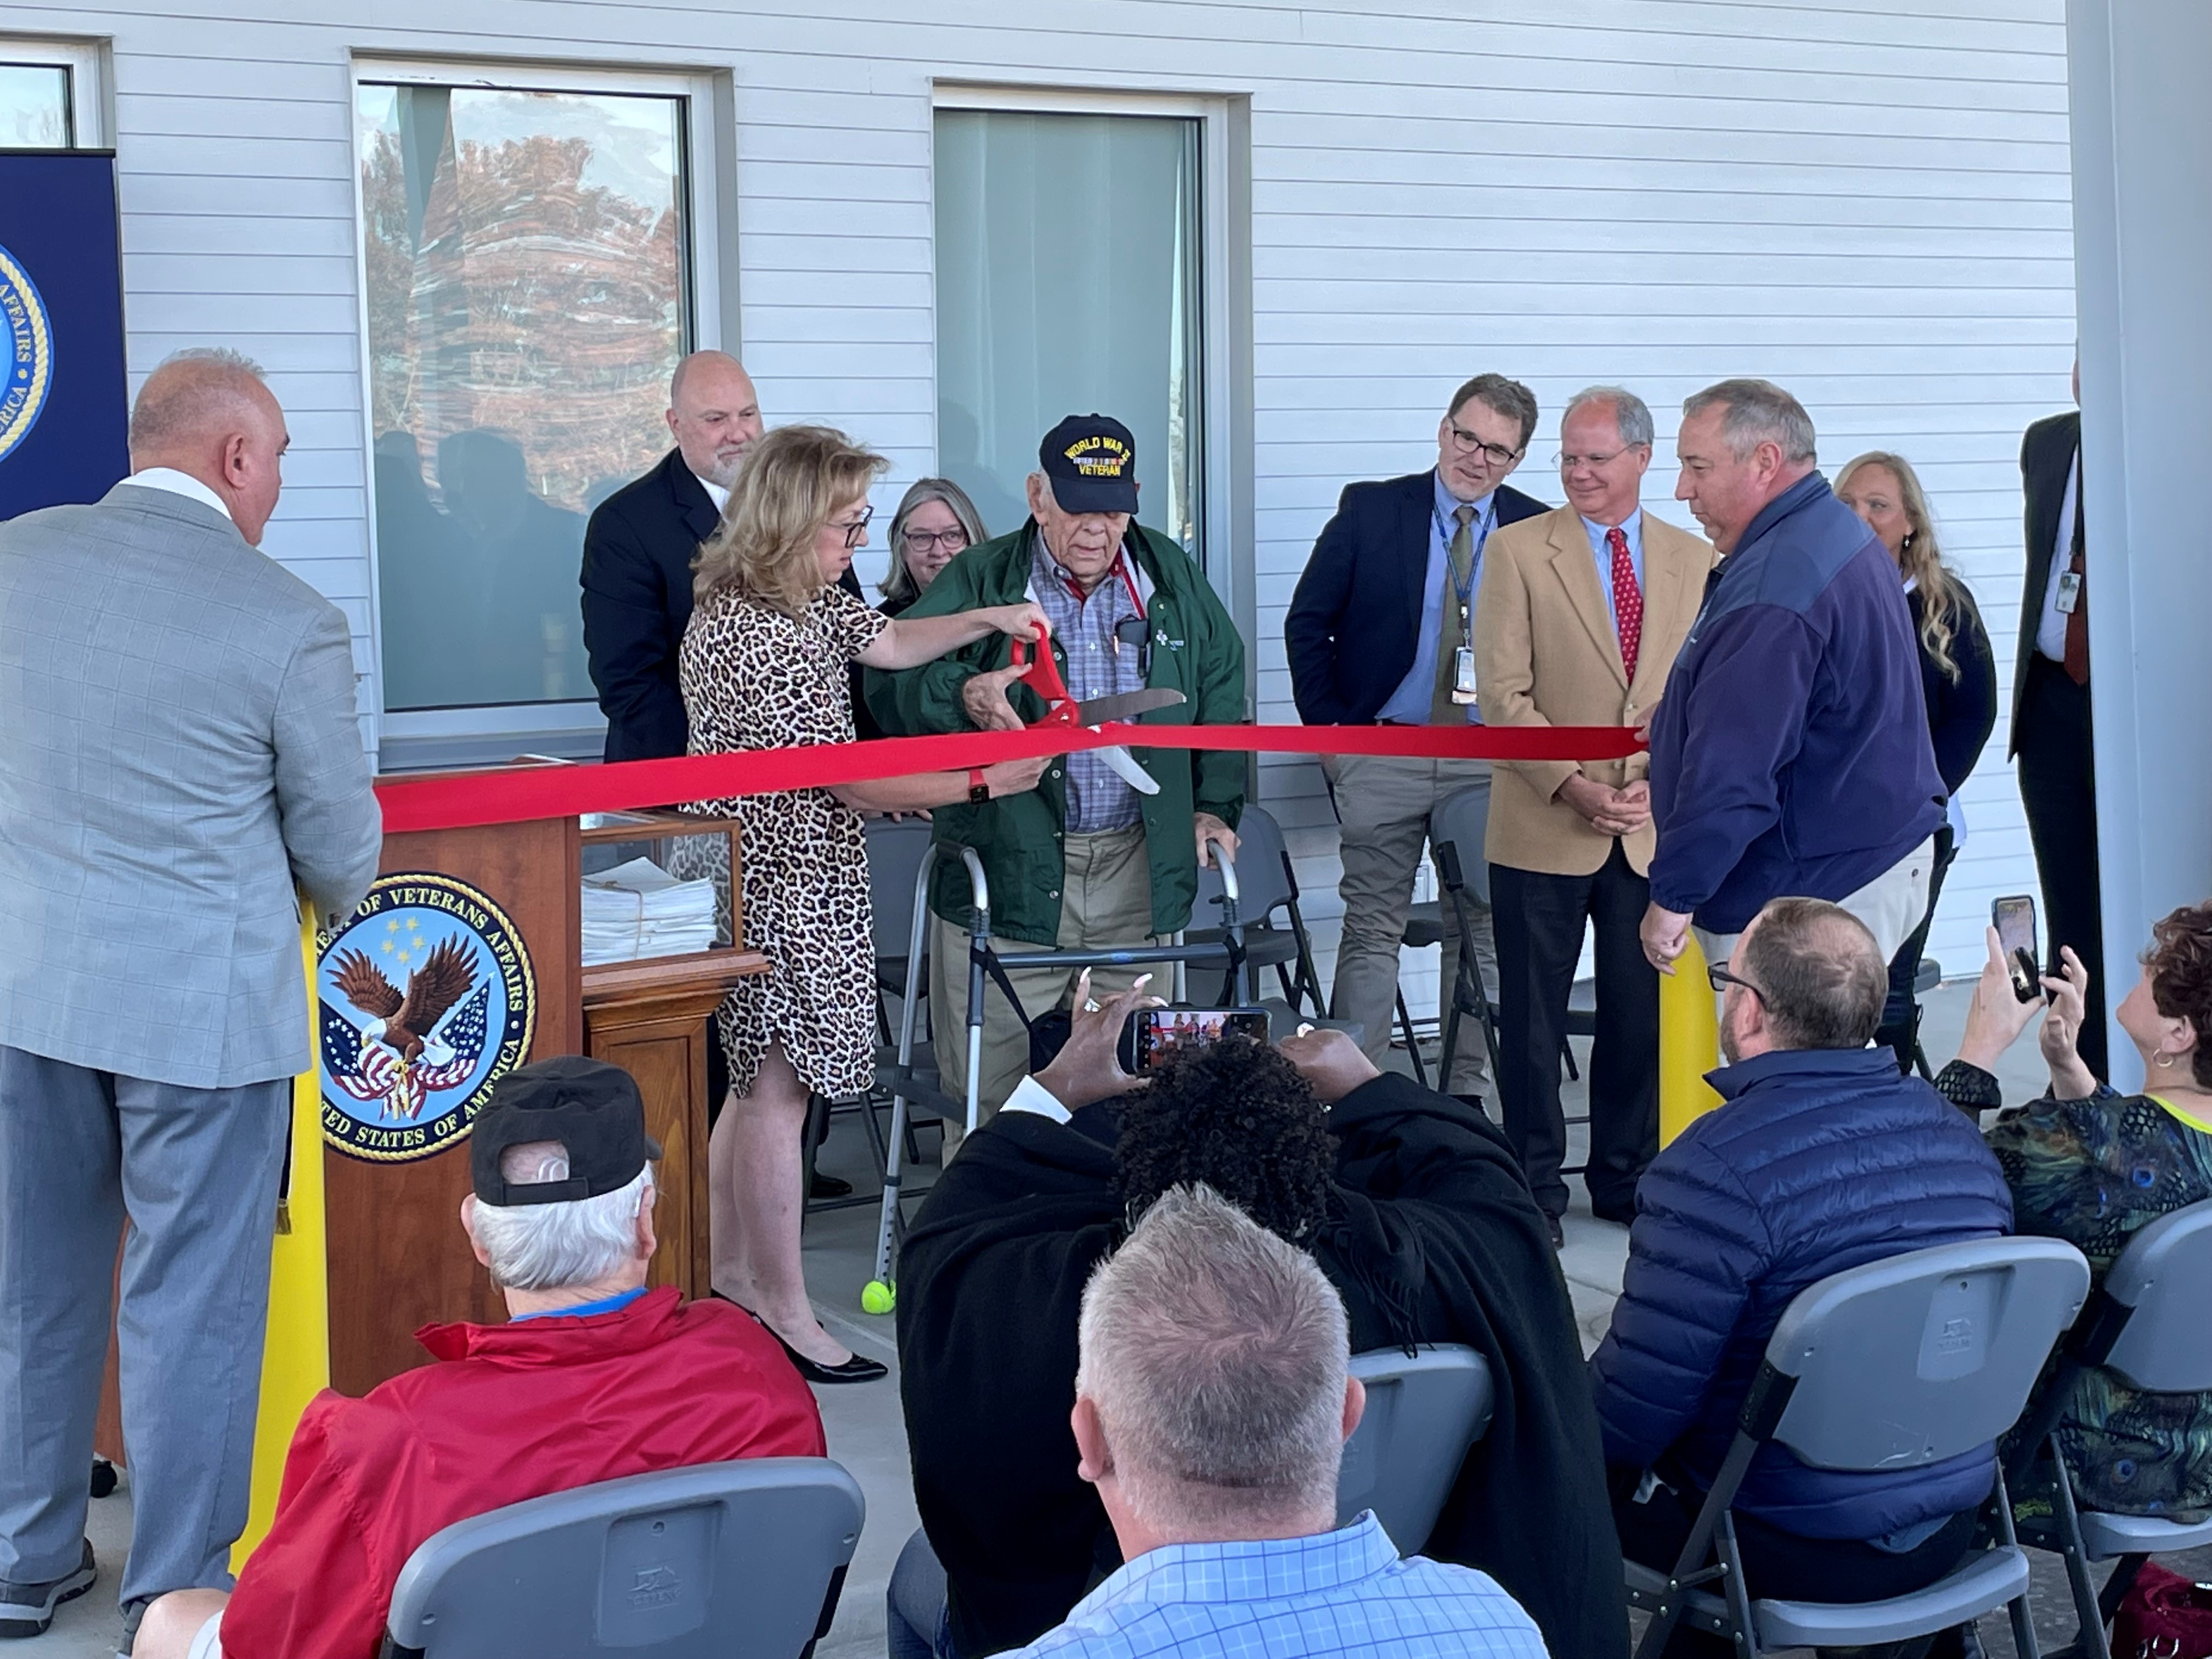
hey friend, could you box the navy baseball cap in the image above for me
[471,1056,661,1207]
[1040,414,1139,515]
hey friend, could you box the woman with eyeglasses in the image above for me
[880,477,989,616]
[1835,451,1997,1071]
[681,426,1047,1383]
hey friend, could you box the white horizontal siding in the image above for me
[4,0,2071,999]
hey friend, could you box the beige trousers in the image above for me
[1695,836,1938,970]
[1326,754,1497,1096]
[929,826,1157,1158]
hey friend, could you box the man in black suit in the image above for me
[2014,359,2106,1078]
[1285,374,1548,1107]
[580,350,864,762]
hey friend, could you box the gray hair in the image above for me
[881,476,990,606]
[127,348,272,455]
[1681,378,1817,466]
[470,1141,656,1292]
[1076,1185,1349,1534]
[1564,386,1654,449]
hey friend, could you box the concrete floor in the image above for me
[32,981,2211,1658]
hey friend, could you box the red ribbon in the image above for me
[374,723,1646,835]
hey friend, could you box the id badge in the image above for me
[2055,570,2082,615]
[1451,644,1479,704]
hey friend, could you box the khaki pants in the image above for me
[929,826,1157,1158]
[1327,754,1496,1097]
[1696,836,1938,972]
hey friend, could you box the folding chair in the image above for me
[1626,1236,2091,1659]
[1399,783,1503,1093]
[379,1457,866,1659]
[1336,1345,1494,1555]
[2008,1197,2212,1659]
[1182,804,1328,1013]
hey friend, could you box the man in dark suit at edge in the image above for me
[1284,374,1548,1112]
[2013,358,2106,1079]
[579,349,861,1194]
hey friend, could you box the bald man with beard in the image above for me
[0,348,380,1640]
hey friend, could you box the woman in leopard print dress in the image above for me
[681,425,1045,1380]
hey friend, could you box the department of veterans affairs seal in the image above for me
[0,242,54,465]
[316,872,537,1163]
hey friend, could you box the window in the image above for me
[355,77,691,715]
[934,108,1205,560]
[0,41,106,148]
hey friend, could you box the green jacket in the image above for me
[863,519,1246,944]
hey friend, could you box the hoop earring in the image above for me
[2155,1052,2179,1069]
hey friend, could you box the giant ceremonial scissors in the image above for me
[1008,618,1183,794]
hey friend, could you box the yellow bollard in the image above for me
[232,913,332,1570]
[1658,930,1723,1146]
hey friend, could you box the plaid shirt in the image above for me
[1007,1513,1550,1659]
[1031,541,1148,833]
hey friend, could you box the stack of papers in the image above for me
[582,857,720,966]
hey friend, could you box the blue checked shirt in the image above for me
[1031,540,1148,833]
[1005,1513,1550,1659]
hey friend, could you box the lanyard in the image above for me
[1436,499,1491,615]
[1051,545,1147,621]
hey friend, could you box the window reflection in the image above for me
[0,64,72,148]
[357,82,687,710]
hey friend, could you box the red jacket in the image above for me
[219,1288,824,1659]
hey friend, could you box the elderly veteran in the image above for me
[132,1057,825,1659]
[865,414,1246,1140]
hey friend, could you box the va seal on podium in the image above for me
[0,242,54,464]
[315,872,537,1163]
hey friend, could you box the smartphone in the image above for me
[1992,895,2041,1005]
[1130,1007,1269,1069]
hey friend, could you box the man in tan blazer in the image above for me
[1474,387,1716,1243]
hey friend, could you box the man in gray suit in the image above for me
[0,349,381,1640]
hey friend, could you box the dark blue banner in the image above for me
[0,151,128,520]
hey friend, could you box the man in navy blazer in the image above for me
[580,352,862,763]
[1285,375,1548,1110]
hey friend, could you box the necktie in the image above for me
[2062,471,2088,686]
[1607,524,1643,684]
[1431,504,1478,724]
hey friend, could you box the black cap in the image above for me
[470,1056,662,1207]
[1039,414,1139,515]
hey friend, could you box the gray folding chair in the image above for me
[1183,804,1328,1013]
[1626,1237,2091,1659]
[2011,1198,2212,1659]
[1398,782,1502,1091]
[379,1458,865,1659]
[1336,1344,1495,1555]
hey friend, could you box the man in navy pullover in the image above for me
[1640,380,1945,974]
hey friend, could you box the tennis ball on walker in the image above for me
[862,1279,896,1316]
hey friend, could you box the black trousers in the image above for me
[1876,827,1958,1074]
[1493,842,1658,1219]
[2016,656,2108,1080]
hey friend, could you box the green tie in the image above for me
[1431,503,1477,724]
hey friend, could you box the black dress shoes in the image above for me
[1544,1213,1566,1250]
[809,1171,854,1200]
[710,1290,887,1384]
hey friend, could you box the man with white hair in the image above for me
[0,349,381,1640]
[1640,379,1945,977]
[132,1056,825,1659]
[1008,1184,1547,1659]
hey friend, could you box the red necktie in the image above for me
[1607,524,1643,682]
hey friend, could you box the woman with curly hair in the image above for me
[1939,902,2212,1519]
[1836,452,1999,1069]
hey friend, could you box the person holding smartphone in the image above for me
[1936,902,2212,1522]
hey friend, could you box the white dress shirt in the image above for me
[2033,447,2079,664]
[126,466,233,523]
[700,475,729,515]
[1001,1074,1072,1124]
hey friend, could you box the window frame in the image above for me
[346,55,728,768]
[928,82,1238,610]
[0,36,111,148]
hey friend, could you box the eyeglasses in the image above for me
[1444,422,1525,468]
[1707,963,1764,1001]
[834,506,874,549]
[901,526,969,556]
[1555,445,1645,472]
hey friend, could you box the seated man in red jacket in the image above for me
[135,1056,825,1659]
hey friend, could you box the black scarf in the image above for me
[895,1074,1627,1659]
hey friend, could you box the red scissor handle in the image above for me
[1007,619,1075,721]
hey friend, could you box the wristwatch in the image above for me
[968,767,990,805]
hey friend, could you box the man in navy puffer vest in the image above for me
[1592,897,2011,1631]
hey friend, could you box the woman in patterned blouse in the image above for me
[1938,903,2212,1521]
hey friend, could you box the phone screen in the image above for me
[1993,896,2040,1003]
[1131,1008,1270,1069]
